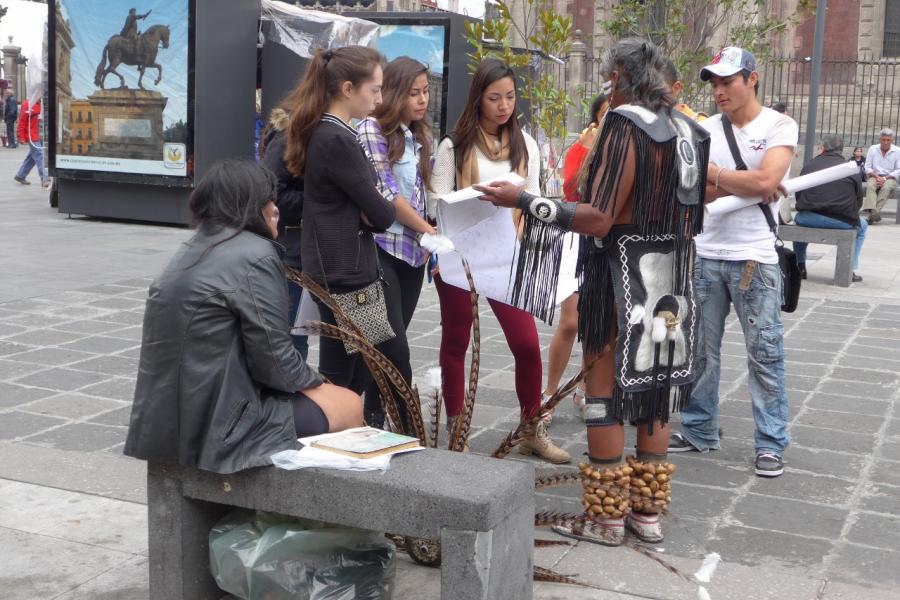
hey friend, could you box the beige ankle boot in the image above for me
[518,421,571,464]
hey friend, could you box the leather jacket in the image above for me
[124,227,322,474]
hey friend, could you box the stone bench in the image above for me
[146,449,535,600]
[779,224,857,287]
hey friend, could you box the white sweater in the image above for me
[427,132,541,218]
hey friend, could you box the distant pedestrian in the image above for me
[861,128,900,224]
[3,89,18,149]
[14,99,49,187]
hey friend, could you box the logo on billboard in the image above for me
[164,143,186,169]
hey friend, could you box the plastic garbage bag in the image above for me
[209,510,395,600]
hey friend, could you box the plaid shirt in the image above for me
[357,118,429,267]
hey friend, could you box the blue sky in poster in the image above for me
[376,25,445,75]
[59,0,189,129]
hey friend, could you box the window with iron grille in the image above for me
[886,0,900,57]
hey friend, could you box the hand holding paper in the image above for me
[706,161,860,217]
[439,172,526,205]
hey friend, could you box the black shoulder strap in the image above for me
[720,115,748,171]
[722,115,778,234]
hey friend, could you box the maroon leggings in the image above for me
[434,274,542,419]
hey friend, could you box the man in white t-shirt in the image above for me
[669,47,797,478]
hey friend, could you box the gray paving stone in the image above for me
[5,329,87,347]
[816,379,892,401]
[25,394,124,420]
[104,326,144,342]
[76,378,136,402]
[830,366,899,386]
[794,410,887,434]
[0,341,32,357]
[666,455,752,489]
[791,425,878,455]
[858,483,900,514]
[785,446,868,481]
[88,406,134,427]
[785,374,822,392]
[845,513,900,551]
[669,483,737,520]
[2,313,70,329]
[87,297,147,311]
[869,459,900,488]
[0,359,46,380]
[44,305,119,321]
[0,411,68,440]
[876,440,900,462]
[77,283,139,295]
[60,336,140,355]
[827,544,900,588]
[67,355,140,377]
[23,422,127,451]
[731,494,848,539]
[6,347,98,367]
[14,368,111,392]
[751,470,857,506]
[0,298,64,313]
[0,383,59,409]
[0,322,28,339]
[805,393,890,417]
[94,311,146,327]
[709,525,833,569]
[52,319,131,335]
[844,343,897,361]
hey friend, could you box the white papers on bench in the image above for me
[270,429,424,472]
[706,161,860,217]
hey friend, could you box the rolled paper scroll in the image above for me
[706,161,861,217]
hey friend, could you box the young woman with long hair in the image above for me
[356,56,435,428]
[285,46,399,403]
[429,58,570,464]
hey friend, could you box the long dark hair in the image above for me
[601,38,675,112]
[189,160,276,241]
[451,58,527,176]
[284,45,383,177]
[373,57,432,186]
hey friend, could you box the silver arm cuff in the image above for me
[515,191,576,231]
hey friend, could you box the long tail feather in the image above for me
[534,539,573,548]
[534,470,583,490]
[429,389,442,449]
[534,511,589,528]
[288,269,428,444]
[449,258,480,451]
[533,566,587,586]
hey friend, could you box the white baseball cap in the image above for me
[699,47,758,82]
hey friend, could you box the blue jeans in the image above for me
[16,143,46,183]
[680,258,791,455]
[793,211,866,272]
[286,280,309,361]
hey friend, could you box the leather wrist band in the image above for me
[515,191,577,231]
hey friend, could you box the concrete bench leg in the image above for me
[834,233,856,287]
[440,504,534,600]
[147,463,228,600]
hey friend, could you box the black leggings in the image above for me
[292,393,330,438]
[315,248,425,428]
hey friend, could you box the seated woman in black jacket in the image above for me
[124,160,363,475]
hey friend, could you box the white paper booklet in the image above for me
[439,172,526,204]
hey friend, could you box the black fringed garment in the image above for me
[513,105,710,424]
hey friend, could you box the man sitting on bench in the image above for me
[862,128,900,224]
[793,135,867,283]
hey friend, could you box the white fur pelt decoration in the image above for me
[632,251,689,373]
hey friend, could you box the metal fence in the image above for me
[573,55,900,149]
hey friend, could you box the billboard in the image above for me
[375,24,447,136]
[52,0,190,180]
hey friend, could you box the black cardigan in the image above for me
[301,115,395,291]
[261,131,303,269]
